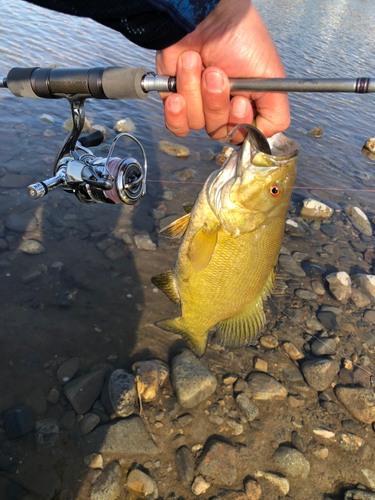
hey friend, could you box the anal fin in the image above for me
[160,213,190,239]
[151,269,180,304]
[156,317,207,357]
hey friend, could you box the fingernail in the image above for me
[232,98,248,117]
[181,51,199,70]
[205,71,224,93]
[168,97,182,114]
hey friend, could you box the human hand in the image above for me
[156,0,290,144]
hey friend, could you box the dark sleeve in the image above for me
[25,0,221,50]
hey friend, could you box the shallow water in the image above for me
[0,0,374,499]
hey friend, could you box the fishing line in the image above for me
[268,296,375,390]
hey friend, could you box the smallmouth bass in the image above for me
[152,125,300,357]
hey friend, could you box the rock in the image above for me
[171,350,217,408]
[127,468,155,496]
[311,338,337,356]
[84,453,103,469]
[344,206,373,236]
[82,416,158,455]
[291,431,306,453]
[89,124,110,140]
[316,310,340,331]
[254,471,289,495]
[295,289,318,300]
[104,245,125,260]
[292,251,309,263]
[175,167,196,179]
[288,395,305,408]
[309,126,323,138]
[158,140,189,157]
[59,290,78,308]
[340,432,364,452]
[114,118,135,133]
[301,359,339,391]
[81,413,100,435]
[352,275,375,302]
[64,115,90,132]
[345,491,375,500]
[227,417,244,435]
[335,386,375,424]
[5,213,38,232]
[41,113,54,123]
[278,255,306,277]
[134,234,156,251]
[282,342,304,361]
[35,419,59,450]
[191,475,210,496]
[244,479,261,500]
[18,238,46,254]
[64,370,105,414]
[260,335,278,348]
[57,357,80,385]
[60,410,76,430]
[362,469,375,490]
[175,446,194,485]
[364,310,375,324]
[177,413,193,426]
[273,446,310,478]
[299,199,333,221]
[350,289,371,308]
[313,428,335,439]
[135,361,160,402]
[285,218,312,237]
[196,440,236,486]
[326,272,352,303]
[313,445,329,459]
[90,462,122,500]
[363,138,375,153]
[100,369,137,418]
[247,373,287,400]
[3,405,35,439]
[254,358,268,372]
[0,174,33,188]
[301,261,326,277]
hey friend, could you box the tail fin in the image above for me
[156,318,207,357]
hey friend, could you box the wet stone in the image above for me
[301,260,326,277]
[309,125,323,138]
[340,432,365,452]
[177,413,193,426]
[91,462,122,500]
[273,446,310,478]
[364,310,375,324]
[301,359,339,391]
[3,405,35,439]
[291,431,307,453]
[19,239,45,254]
[344,205,373,236]
[171,350,217,409]
[196,440,237,486]
[158,140,190,157]
[321,401,342,414]
[345,491,375,500]
[326,272,352,303]
[134,234,157,251]
[335,386,375,424]
[64,370,105,414]
[247,372,287,400]
[80,413,100,436]
[100,369,137,418]
[299,198,333,221]
[260,334,278,349]
[135,360,161,402]
[244,479,262,500]
[350,290,371,308]
[316,311,340,331]
[57,357,80,385]
[127,468,155,496]
[84,453,103,469]
[313,445,329,459]
[104,245,125,260]
[46,387,60,405]
[352,274,375,302]
[254,471,289,495]
[295,289,318,300]
[311,338,337,356]
[5,213,38,232]
[361,469,375,490]
[35,419,59,450]
[175,446,194,485]
[191,475,210,496]
[320,224,338,237]
[278,255,306,277]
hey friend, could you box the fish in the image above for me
[152,124,300,357]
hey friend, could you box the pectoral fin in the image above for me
[151,269,180,304]
[156,317,208,357]
[190,226,218,273]
[160,213,190,239]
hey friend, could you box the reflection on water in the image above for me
[0,0,374,498]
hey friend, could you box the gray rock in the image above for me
[295,289,318,300]
[335,385,375,424]
[0,174,33,188]
[365,310,375,324]
[25,386,47,416]
[316,311,340,331]
[82,416,158,455]
[278,255,306,277]
[175,446,194,485]
[46,387,60,405]
[35,419,59,450]
[344,206,373,236]
[19,239,45,254]
[171,350,217,409]
[3,405,35,439]
[301,359,339,391]
[22,269,42,284]
[291,431,307,453]
[350,289,371,308]
[175,167,196,179]
[41,113,55,123]
[285,218,312,237]
[247,372,288,400]
[91,461,122,500]
[254,471,289,495]
[235,392,259,422]
[177,413,193,426]
[104,245,125,260]
[81,413,100,436]
[158,140,189,157]
[134,234,157,251]
[273,446,310,478]
[162,190,174,201]
[64,370,105,414]
[5,213,38,232]
[326,272,352,303]
[101,369,137,417]
[57,357,80,385]
[352,275,375,302]
[345,491,375,500]
[311,338,337,356]
[301,261,327,277]
[196,440,236,486]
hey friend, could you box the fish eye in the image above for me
[270,184,282,197]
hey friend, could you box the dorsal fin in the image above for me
[151,269,180,304]
[215,267,276,349]
[182,202,194,214]
[159,213,190,239]
[190,226,218,273]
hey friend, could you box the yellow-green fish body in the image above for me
[153,130,300,357]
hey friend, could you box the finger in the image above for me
[201,67,230,140]
[252,92,290,137]
[176,51,205,130]
[227,96,255,145]
[164,94,190,137]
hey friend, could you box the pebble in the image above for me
[80,413,100,436]
[273,446,310,479]
[46,389,60,407]
[177,413,193,426]
[364,310,375,324]
[295,289,318,300]
[291,431,307,453]
[247,373,288,400]
[301,261,326,277]
[171,350,217,409]
[84,453,103,469]
[345,491,375,500]
[100,369,137,418]
[278,255,306,277]
[162,190,174,201]
[57,357,80,385]
[326,272,352,303]
[135,360,160,402]
[41,113,54,123]
[288,395,305,408]
[5,213,38,232]
[158,140,190,157]
[321,400,342,414]
[335,386,375,424]
[134,234,157,251]
[127,468,155,496]
[260,334,278,348]
[196,440,237,486]
[299,198,333,221]
[244,479,262,500]
[175,446,194,485]
[350,289,371,308]
[285,218,311,237]
[292,251,309,262]
[340,432,365,452]
[3,405,35,439]
[83,416,158,455]
[309,125,323,138]
[312,445,329,459]
[191,475,210,496]
[254,358,268,372]
[352,275,375,302]
[19,239,45,254]
[344,205,373,236]
[227,417,244,435]
[320,224,338,237]
[282,342,304,360]
[223,374,238,385]
[254,471,289,495]
[63,370,105,414]
[301,359,339,391]
[362,469,375,490]
[90,462,122,500]
[316,310,340,331]
[35,419,59,450]
[175,167,196,179]
[311,337,337,356]
[313,428,335,439]
[114,118,135,133]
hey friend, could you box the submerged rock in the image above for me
[101,369,137,418]
[247,373,288,400]
[64,370,105,414]
[301,359,339,391]
[299,198,333,221]
[114,118,135,133]
[196,440,237,486]
[326,272,352,303]
[335,385,375,424]
[3,405,35,439]
[309,126,323,138]
[127,469,156,497]
[19,239,45,254]
[91,462,122,500]
[134,234,157,251]
[175,446,194,485]
[344,205,373,236]
[254,471,289,495]
[158,140,190,157]
[273,446,310,479]
[352,275,375,302]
